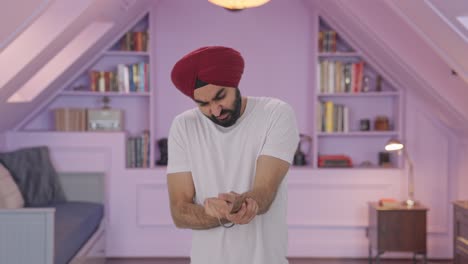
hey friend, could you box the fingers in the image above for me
[218,192,237,203]
[226,198,258,225]
[229,195,246,214]
[226,203,245,224]
[218,192,243,214]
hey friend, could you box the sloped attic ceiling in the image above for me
[0,0,52,51]
[0,0,468,135]
[309,0,468,135]
[0,0,153,132]
[388,0,468,85]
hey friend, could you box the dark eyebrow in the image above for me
[194,88,226,105]
[213,88,225,99]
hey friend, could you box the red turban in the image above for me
[171,46,245,99]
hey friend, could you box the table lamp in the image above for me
[385,139,415,207]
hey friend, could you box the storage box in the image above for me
[87,109,124,131]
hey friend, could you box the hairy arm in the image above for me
[243,155,290,214]
[167,171,227,229]
[219,154,290,220]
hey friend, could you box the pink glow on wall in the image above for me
[0,0,93,91]
[8,21,114,102]
[152,0,313,138]
[0,0,51,50]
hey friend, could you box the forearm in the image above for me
[172,202,227,230]
[243,187,276,215]
[242,155,290,215]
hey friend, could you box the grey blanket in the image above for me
[0,146,67,206]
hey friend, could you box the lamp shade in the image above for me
[385,138,404,152]
[208,0,270,10]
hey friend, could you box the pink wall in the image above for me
[148,0,462,257]
[2,0,465,257]
[153,0,313,137]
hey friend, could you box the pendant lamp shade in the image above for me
[208,0,271,10]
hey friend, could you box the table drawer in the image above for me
[378,210,426,252]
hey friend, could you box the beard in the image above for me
[208,89,242,127]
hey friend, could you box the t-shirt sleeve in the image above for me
[260,102,300,164]
[167,116,191,174]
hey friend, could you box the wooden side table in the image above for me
[367,202,428,264]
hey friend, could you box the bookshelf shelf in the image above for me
[317,131,399,137]
[289,166,401,173]
[60,91,150,97]
[317,92,399,98]
[318,52,360,57]
[314,166,398,170]
[123,167,166,173]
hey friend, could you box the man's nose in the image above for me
[210,103,222,117]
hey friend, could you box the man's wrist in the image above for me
[217,216,235,228]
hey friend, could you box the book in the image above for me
[378,198,401,208]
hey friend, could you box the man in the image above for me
[167,46,299,264]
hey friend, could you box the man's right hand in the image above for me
[204,197,230,219]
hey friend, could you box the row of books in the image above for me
[126,130,150,168]
[318,30,337,52]
[53,108,87,131]
[89,62,149,93]
[317,60,365,94]
[317,101,349,133]
[118,31,149,52]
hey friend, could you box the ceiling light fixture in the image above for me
[208,0,270,11]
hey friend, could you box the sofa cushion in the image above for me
[0,146,67,206]
[0,162,24,208]
[52,201,104,264]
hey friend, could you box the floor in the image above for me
[106,258,453,264]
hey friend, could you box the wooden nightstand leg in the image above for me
[368,243,372,264]
[412,253,427,264]
[375,251,383,264]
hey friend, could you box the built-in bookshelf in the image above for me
[20,13,153,169]
[313,17,402,169]
[15,12,402,171]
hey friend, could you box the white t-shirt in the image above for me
[167,97,299,264]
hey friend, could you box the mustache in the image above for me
[212,109,233,119]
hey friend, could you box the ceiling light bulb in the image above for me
[208,0,270,10]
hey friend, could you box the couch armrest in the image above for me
[0,208,56,264]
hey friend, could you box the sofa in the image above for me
[0,146,105,264]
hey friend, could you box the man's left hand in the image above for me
[218,192,259,225]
